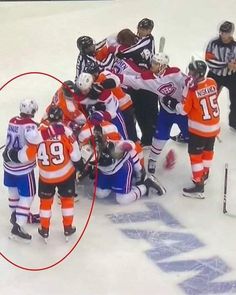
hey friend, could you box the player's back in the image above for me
[36,123,80,183]
[4,116,37,175]
[183,77,220,137]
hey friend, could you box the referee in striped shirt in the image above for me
[205,21,236,130]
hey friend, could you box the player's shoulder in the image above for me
[163,67,181,76]
[9,116,37,126]
[141,70,156,80]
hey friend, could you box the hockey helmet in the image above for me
[77,36,95,55]
[48,105,63,122]
[188,59,207,79]
[137,18,154,30]
[219,21,235,34]
[20,98,38,117]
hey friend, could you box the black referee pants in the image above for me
[208,71,236,128]
[128,89,158,146]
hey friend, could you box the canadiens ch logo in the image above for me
[157,82,177,96]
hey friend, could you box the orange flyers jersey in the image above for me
[78,120,122,146]
[96,71,133,111]
[20,122,82,184]
[49,87,86,126]
[180,78,220,137]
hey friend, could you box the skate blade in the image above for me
[182,192,205,199]
[8,234,31,244]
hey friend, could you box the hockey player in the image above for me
[118,52,191,174]
[75,72,128,140]
[75,35,116,80]
[162,60,220,198]
[8,106,84,240]
[45,80,86,135]
[3,99,65,240]
[83,61,143,163]
[85,125,165,205]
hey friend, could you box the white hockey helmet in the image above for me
[151,52,169,66]
[76,72,94,94]
[151,52,169,75]
[20,98,38,117]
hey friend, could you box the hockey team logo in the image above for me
[157,82,176,96]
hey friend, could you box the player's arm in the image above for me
[205,40,228,70]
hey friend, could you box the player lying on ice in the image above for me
[81,125,166,205]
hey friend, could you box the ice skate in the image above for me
[170,132,188,144]
[203,172,209,184]
[9,223,32,242]
[182,181,204,199]
[64,225,76,242]
[148,159,156,174]
[144,175,166,196]
[38,227,49,243]
[10,211,16,225]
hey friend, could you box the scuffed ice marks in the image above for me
[107,202,236,294]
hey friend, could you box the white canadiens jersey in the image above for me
[4,116,37,175]
[98,140,141,175]
[122,67,189,113]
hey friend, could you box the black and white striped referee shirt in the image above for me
[205,37,236,76]
[119,34,155,69]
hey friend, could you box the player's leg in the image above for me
[202,136,216,183]
[58,173,77,237]
[96,172,112,199]
[38,179,55,239]
[183,133,205,198]
[148,108,173,174]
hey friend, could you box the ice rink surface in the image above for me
[0,0,236,294]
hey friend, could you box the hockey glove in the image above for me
[88,83,104,100]
[2,148,20,163]
[101,78,117,89]
[41,124,65,140]
[162,96,179,112]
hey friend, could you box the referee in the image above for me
[205,21,236,130]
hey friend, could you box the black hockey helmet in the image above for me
[137,18,154,30]
[84,60,100,75]
[188,60,207,79]
[77,36,95,55]
[48,105,63,122]
[62,80,76,97]
[219,21,235,33]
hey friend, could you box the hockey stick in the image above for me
[223,163,228,214]
[158,36,166,53]
[0,144,5,151]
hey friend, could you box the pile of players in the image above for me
[2,17,224,242]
